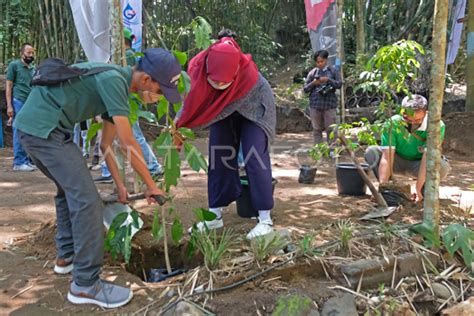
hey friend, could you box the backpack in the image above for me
[31,58,115,86]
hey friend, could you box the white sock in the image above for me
[258,210,271,222]
[209,207,222,219]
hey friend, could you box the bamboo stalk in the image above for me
[37,1,52,57]
[51,0,60,57]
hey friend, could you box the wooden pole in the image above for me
[423,0,449,237]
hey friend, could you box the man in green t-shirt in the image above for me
[95,28,163,183]
[365,94,450,202]
[14,48,182,309]
[5,43,36,171]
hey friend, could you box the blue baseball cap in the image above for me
[140,48,182,104]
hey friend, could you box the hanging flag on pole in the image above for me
[121,0,142,52]
[447,0,466,65]
[69,0,110,62]
[304,0,338,65]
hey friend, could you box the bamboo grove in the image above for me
[0,0,467,75]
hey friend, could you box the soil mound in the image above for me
[443,112,474,161]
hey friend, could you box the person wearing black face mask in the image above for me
[364,94,451,203]
[5,43,36,172]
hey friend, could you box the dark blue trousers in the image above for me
[208,112,274,210]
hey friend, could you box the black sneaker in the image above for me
[93,175,113,184]
[92,155,100,165]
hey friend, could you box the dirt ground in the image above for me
[1,132,473,315]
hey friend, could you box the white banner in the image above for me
[122,0,142,52]
[69,0,110,62]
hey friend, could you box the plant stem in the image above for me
[339,135,388,207]
[161,205,172,274]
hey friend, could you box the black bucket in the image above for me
[336,163,369,196]
[298,165,317,184]
[236,176,277,218]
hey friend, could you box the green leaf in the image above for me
[193,16,212,49]
[442,224,474,267]
[177,127,196,140]
[180,71,191,93]
[86,122,103,144]
[152,209,163,240]
[171,217,184,245]
[157,96,169,119]
[173,102,183,114]
[128,95,140,125]
[410,223,441,248]
[109,212,129,230]
[153,132,172,157]
[184,142,208,172]
[173,50,188,66]
[164,146,181,191]
[130,210,141,228]
[137,110,157,123]
[104,212,134,264]
[193,208,217,221]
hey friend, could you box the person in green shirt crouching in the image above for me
[14,48,182,309]
[365,94,450,203]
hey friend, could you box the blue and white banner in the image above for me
[122,0,142,52]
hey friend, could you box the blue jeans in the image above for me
[12,98,31,166]
[73,121,90,156]
[102,121,161,177]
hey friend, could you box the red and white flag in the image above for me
[304,0,338,64]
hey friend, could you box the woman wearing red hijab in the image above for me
[176,37,276,239]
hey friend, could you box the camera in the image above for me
[318,84,334,96]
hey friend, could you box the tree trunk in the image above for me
[424,0,448,238]
[467,0,474,111]
[109,0,125,66]
[355,0,366,66]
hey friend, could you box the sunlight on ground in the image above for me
[0,182,21,189]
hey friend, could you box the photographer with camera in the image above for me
[303,50,342,145]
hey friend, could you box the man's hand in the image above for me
[145,187,166,205]
[7,105,14,118]
[319,76,329,83]
[414,190,424,203]
[117,185,129,204]
[312,79,321,86]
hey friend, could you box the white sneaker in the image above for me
[188,218,224,234]
[13,164,35,172]
[27,163,38,170]
[246,219,274,240]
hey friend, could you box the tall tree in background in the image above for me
[355,0,366,66]
[467,0,474,112]
[423,0,449,238]
[109,0,125,66]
